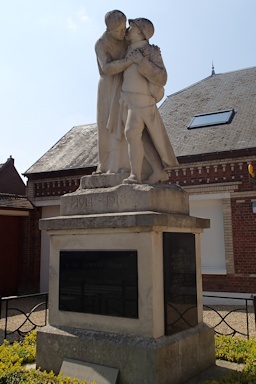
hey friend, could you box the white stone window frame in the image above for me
[189,193,234,275]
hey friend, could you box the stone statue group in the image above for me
[94,10,178,185]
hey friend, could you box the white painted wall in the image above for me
[190,198,226,274]
[203,291,255,305]
[40,205,60,292]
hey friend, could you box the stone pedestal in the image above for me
[37,323,214,384]
[37,178,215,383]
[61,182,189,216]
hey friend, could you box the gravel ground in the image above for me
[1,300,255,383]
[1,298,255,343]
[0,296,48,343]
[203,304,256,339]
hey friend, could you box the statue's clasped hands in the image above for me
[126,49,144,64]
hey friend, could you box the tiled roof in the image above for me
[160,66,256,157]
[0,193,34,210]
[25,66,256,175]
[25,123,98,175]
[0,157,26,194]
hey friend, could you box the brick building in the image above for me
[0,157,41,296]
[160,66,256,295]
[24,125,97,292]
[24,66,256,296]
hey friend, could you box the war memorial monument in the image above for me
[37,10,215,384]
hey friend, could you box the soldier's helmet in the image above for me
[128,18,154,41]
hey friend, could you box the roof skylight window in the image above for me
[188,109,235,129]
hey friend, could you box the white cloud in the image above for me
[76,9,89,23]
[67,17,78,31]
[66,9,89,32]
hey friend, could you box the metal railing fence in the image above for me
[0,292,48,341]
[1,292,255,341]
[203,294,255,339]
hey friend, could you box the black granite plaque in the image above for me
[59,250,138,318]
[163,233,198,335]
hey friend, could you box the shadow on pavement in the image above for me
[185,360,244,384]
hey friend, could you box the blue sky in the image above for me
[0,0,256,180]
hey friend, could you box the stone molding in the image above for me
[40,211,209,232]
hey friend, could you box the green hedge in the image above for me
[215,335,256,364]
[0,369,90,384]
[2,333,256,383]
[205,335,256,384]
[0,332,89,384]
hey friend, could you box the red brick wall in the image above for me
[200,186,256,293]
[169,160,253,189]
[34,178,80,198]
[27,157,256,294]
[18,208,42,294]
[169,157,256,293]
[232,197,256,275]
[203,193,256,293]
[202,274,256,293]
[0,216,20,296]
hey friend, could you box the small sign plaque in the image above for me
[60,358,119,384]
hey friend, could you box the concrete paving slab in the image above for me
[60,358,119,384]
[184,359,244,383]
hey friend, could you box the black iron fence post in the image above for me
[253,295,256,329]
[4,298,9,339]
[245,298,249,340]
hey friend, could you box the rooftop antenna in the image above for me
[211,61,215,75]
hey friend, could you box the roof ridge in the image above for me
[73,122,97,128]
[0,156,14,171]
[165,65,256,99]
[166,75,214,98]
[219,65,256,76]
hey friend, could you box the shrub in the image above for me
[0,331,36,371]
[205,367,256,384]
[0,332,90,384]
[215,335,256,364]
[205,335,256,384]
[0,369,89,384]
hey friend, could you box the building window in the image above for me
[189,198,226,275]
[188,109,235,129]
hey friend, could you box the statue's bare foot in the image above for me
[145,170,169,185]
[122,175,141,184]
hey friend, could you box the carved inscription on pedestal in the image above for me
[69,193,124,212]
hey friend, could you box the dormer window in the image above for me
[188,109,235,129]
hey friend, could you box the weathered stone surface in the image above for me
[39,211,210,232]
[61,183,189,216]
[80,173,130,189]
[60,358,118,384]
[36,323,215,384]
